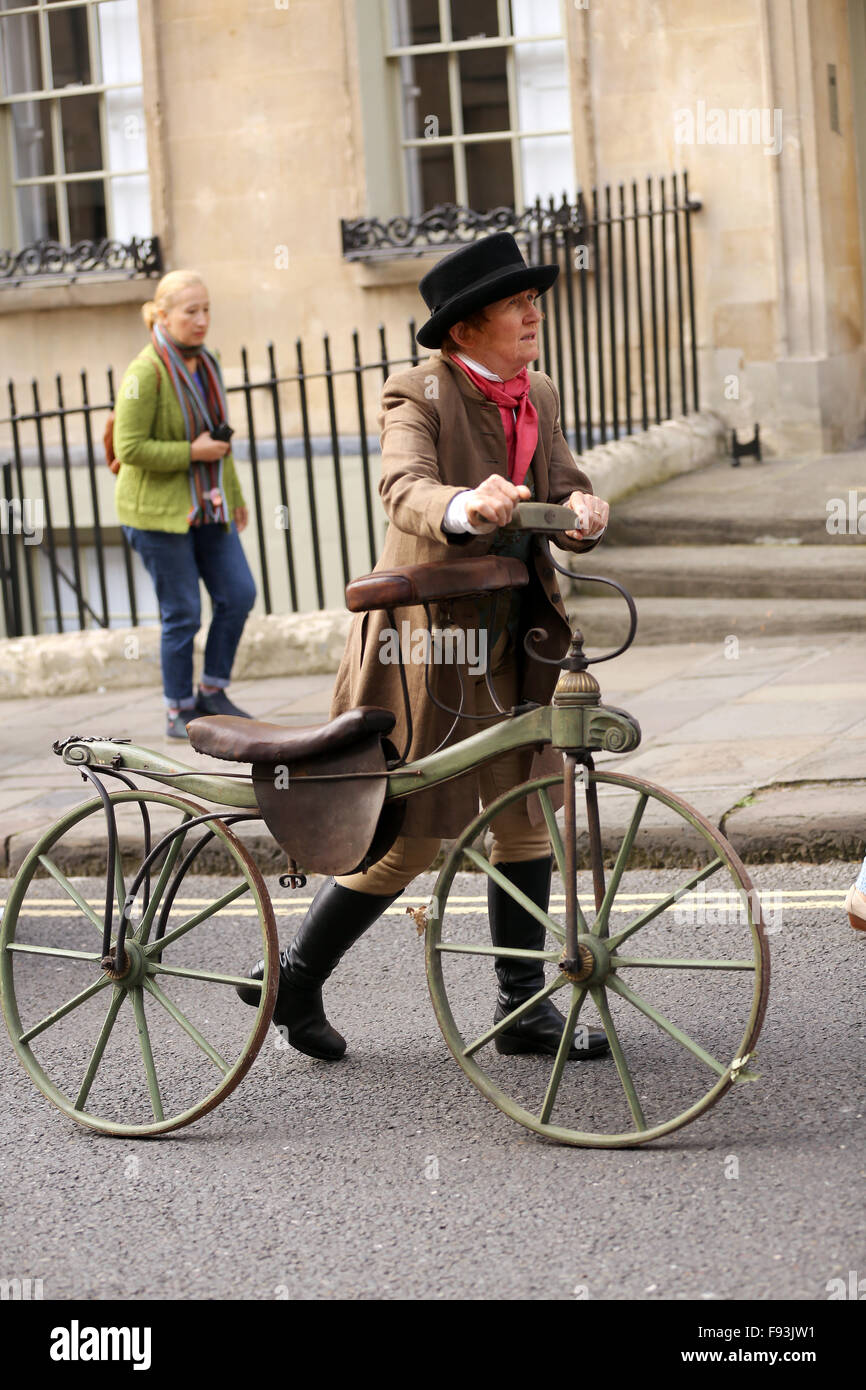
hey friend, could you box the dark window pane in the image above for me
[61,92,102,173]
[67,178,107,241]
[413,142,456,210]
[401,52,452,138]
[48,5,91,87]
[12,98,54,177]
[0,13,44,95]
[451,0,500,41]
[460,47,509,134]
[466,140,514,212]
[1,1,37,10]
[391,0,440,46]
[17,183,59,243]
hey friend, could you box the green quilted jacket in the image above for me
[114,343,245,533]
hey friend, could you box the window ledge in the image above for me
[350,254,442,289]
[0,276,157,316]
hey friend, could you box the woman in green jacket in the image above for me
[114,270,256,738]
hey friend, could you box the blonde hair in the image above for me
[141,270,207,330]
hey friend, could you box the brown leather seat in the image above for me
[345,554,529,613]
[187,706,396,765]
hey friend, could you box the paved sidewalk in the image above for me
[1,630,863,872]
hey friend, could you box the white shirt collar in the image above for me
[454,352,503,383]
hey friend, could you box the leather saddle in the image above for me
[187,554,529,876]
[188,706,401,876]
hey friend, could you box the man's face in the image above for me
[455,288,542,374]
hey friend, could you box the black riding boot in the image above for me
[489,857,608,1059]
[236,878,401,1060]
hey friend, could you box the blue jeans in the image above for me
[124,524,256,707]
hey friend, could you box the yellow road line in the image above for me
[3,900,847,920]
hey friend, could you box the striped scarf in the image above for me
[151,324,230,526]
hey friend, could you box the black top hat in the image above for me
[415,231,559,349]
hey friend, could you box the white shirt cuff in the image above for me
[443,490,489,535]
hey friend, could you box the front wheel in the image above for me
[426,770,770,1147]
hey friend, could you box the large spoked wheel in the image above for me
[426,770,770,1147]
[1,789,279,1137]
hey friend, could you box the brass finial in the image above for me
[553,630,601,706]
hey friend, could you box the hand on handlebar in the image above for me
[464,476,531,532]
[563,490,609,542]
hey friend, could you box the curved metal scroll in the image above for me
[523,538,638,667]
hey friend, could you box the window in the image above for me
[386,0,574,213]
[0,0,150,249]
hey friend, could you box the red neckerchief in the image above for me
[448,352,538,487]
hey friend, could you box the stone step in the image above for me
[566,595,866,646]
[563,543,866,599]
[603,454,866,547]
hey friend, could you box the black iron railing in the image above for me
[0,174,702,637]
[343,173,702,444]
[0,236,163,286]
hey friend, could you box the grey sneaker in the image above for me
[166,708,196,739]
[195,689,252,718]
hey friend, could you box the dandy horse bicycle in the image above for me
[0,505,769,1145]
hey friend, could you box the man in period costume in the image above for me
[239,233,611,1063]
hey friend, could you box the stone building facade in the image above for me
[1,0,864,457]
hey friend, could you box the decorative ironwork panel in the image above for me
[0,236,163,285]
[341,199,585,261]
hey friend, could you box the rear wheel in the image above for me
[1,790,279,1136]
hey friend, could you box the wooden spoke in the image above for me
[463,848,565,944]
[75,987,126,1110]
[606,857,726,951]
[436,942,559,961]
[462,975,567,1057]
[142,977,230,1075]
[149,962,266,990]
[590,985,646,1131]
[610,956,756,971]
[19,974,110,1045]
[132,987,164,1121]
[606,974,728,1077]
[144,882,252,956]
[593,792,648,938]
[6,943,101,963]
[36,857,102,934]
[135,814,195,947]
[538,987,587,1125]
[538,788,567,882]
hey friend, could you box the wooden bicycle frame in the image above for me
[55,682,641,976]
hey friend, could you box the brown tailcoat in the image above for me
[330,352,601,837]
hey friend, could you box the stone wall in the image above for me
[0,409,725,697]
[1,0,861,460]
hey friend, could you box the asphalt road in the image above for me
[0,859,863,1303]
